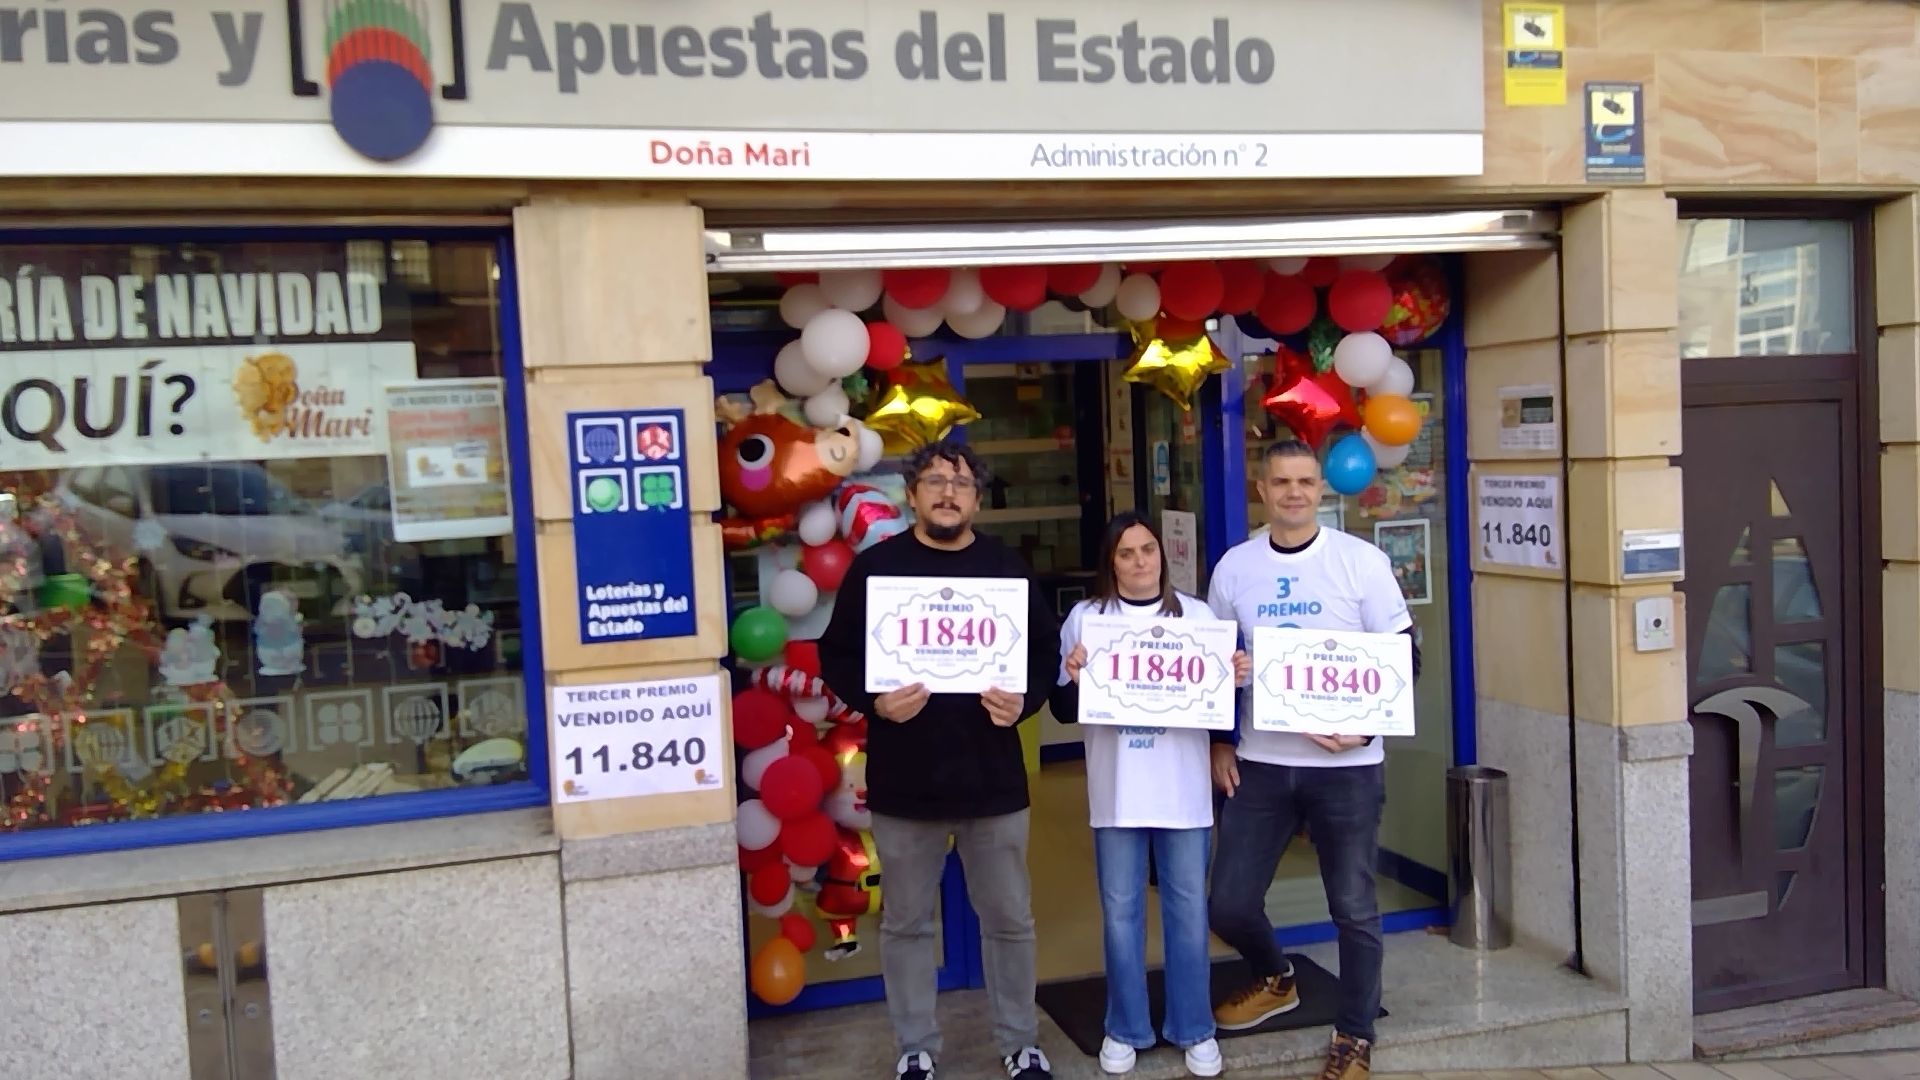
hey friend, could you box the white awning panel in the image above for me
[704,209,1556,272]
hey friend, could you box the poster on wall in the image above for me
[1373,519,1433,606]
[566,408,697,645]
[1476,473,1560,570]
[1162,510,1199,595]
[550,674,726,803]
[381,378,513,542]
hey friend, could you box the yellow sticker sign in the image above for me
[1502,2,1566,106]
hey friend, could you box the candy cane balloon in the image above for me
[752,665,865,726]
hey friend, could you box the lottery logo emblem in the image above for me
[321,0,438,162]
[637,423,675,461]
[581,425,621,465]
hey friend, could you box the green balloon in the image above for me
[730,605,789,663]
[38,573,91,613]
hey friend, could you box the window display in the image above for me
[0,237,529,833]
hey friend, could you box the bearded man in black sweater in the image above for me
[818,438,1062,1080]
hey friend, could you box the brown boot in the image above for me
[1314,1032,1372,1080]
[1212,970,1301,1030]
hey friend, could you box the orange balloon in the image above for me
[750,936,807,1006]
[1362,394,1422,446]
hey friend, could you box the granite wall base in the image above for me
[1887,689,1920,998]
[1474,697,1577,961]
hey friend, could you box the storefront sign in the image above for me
[1476,473,1561,571]
[0,0,1483,181]
[382,378,512,542]
[550,674,725,803]
[1497,384,1559,452]
[1501,2,1565,106]
[566,408,696,644]
[1075,614,1236,731]
[1162,510,1199,595]
[1250,626,1415,737]
[1584,82,1646,183]
[864,575,1029,693]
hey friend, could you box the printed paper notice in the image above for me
[1076,614,1237,731]
[382,378,512,542]
[550,674,725,803]
[1476,473,1561,571]
[1251,626,1416,738]
[1498,384,1559,452]
[1162,510,1199,595]
[865,576,1029,694]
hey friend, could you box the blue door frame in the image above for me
[717,263,1477,1016]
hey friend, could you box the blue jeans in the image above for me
[1207,760,1386,1042]
[1094,826,1215,1049]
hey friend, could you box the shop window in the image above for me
[0,236,535,843]
[1678,218,1854,359]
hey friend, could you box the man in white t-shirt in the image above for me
[1203,440,1420,1080]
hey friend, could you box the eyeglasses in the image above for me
[916,476,975,494]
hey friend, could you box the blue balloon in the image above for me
[1324,433,1378,496]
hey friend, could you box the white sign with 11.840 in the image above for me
[550,674,726,803]
[1476,473,1561,571]
[865,576,1029,694]
[1076,614,1237,731]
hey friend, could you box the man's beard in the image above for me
[923,519,967,542]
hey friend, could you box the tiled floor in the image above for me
[1317,1061,1920,1080]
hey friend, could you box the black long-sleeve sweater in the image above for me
[817,530,1061,821]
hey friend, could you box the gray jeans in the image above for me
[870,809,1038,1059]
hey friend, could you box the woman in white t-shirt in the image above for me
[1052,512,1250,1078]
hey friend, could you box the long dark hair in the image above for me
[1089,511,1182,617]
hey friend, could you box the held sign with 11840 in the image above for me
[549,675,725,804]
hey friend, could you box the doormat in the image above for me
[1035,954,1386,1058]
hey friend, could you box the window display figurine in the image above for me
[715,380,863,551]
[814,723,881,961]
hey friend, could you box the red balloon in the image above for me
[979,265,1049,311]
[798,744,840,791]
[1262,346,1363,450]
[1302,257,1341,288]
[1124,260,1167,273]
[1217,260,1265,315]
[732,688,794,751]
[1256,274,1318,335]
[801,540,854,592]
[1158,261,1226,322]
[866,321,908,371]
[1046,263,1103,296]
[748,862,791,906]
[780,912,818,952]
[1328,270,1393,333]
[1156,316,1207,341]
[740,843,782,874]
[774,272,818,287]
[759,755,826,820]
[780,811,839,866]
[787,718,820,750]
[882,267,951,310]
[784,641,822,677]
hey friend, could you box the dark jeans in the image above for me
[1207,759,1386,1041]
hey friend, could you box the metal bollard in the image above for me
[1446,765,1513,950]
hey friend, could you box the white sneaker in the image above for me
[1098,1036,1137,1074]
[1184,1037,1224,1078]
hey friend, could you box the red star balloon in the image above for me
[1261,345,1362,449]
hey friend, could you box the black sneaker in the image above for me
[896,1051,936,1080]
[1003,1046,1053,1079]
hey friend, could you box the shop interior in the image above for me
[706,213,1499,1019]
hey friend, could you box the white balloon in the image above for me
[774,340,832,398]
[855,423,885,471]
[1078,263,1123,308]
[884,294,945,338]
[742,741,790,791]
[947,300,1007,339]
[789,860,819,882]
[943,269,985,315]
[1367,356,1416,398]
[818,269,883,311]
[769,568,820,618]
[748,888,795,918]
[793,696,830,724]
[737,797,782,849]
[803,386,851,429]
[797,501,838,546]
[1342,254,1396,272]
[1363,429,1413,469]
[1114,273,1162,322]
[801,308,870,378]
[1332,331,1393,389]
[1267,257,1309,275]
[778,284,830,330]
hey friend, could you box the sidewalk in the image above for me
[1237,1060,1920,1080]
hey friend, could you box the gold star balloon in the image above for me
[860,355,980,453]
[1122,318,1230,411]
